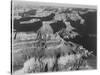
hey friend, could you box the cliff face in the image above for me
[13,6,96,36]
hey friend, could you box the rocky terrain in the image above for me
[12,1,97,74]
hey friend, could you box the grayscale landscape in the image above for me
[11,1,97,74]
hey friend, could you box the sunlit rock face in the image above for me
[12,1,97,74]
